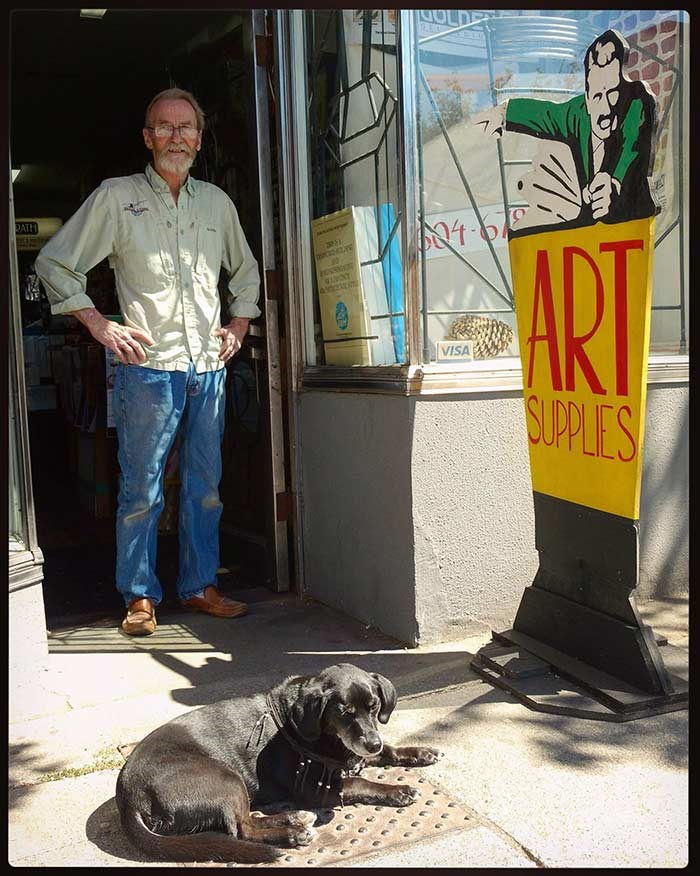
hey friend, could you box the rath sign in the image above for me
[15,217,63,251]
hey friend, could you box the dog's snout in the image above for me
[363,735,383,755]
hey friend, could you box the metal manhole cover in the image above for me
[249,765,476,868]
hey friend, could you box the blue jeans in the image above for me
[113,362,226,607]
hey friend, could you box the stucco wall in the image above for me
[298,382,688,646]
[638,383,689,599]
[298,392,417,643]
[409,392,537,644]
[9,579,49,721]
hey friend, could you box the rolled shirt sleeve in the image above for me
[220,194,261,320]
[35,182,118,315]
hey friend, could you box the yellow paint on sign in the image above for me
[509,217,655,520]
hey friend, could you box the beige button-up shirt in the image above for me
[36,164,261,373]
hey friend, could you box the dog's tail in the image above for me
[120,809,284,864]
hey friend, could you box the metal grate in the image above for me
[253,764,477,868]
[172,764,477,867]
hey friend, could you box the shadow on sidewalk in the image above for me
[44,593,484,710]
[396,680,690,772]
[86,797,151,865]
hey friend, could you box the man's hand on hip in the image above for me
[215,317,250,363]
[73,308,154,364]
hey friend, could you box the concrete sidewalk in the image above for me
[9,592,688,868]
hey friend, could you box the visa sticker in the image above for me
[436,340,473,362]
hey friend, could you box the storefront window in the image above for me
[284,9,688,381]
[303,10,407,367]
[413,9,688,366]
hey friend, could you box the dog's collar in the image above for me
[256,692,365,806]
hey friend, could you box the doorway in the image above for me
[10,9,292,628]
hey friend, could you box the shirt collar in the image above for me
[145,162,197,196]
[183,174,196,195]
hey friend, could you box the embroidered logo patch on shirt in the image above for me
[123,200,149,216]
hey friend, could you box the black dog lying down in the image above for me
[116,663,443,863]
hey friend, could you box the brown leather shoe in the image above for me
[181,585,248,618]
[121,597,156,636]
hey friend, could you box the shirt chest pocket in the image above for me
[194,223,223,289]
[119,216,176,291]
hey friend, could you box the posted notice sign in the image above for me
[510,217,655,521]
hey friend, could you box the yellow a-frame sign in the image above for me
[471,29,687,719]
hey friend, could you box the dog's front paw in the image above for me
[288,825,317,847]
[289,810,317,828]
[390,745,444,767]
[413,746,444,766]
[385,745,445,767]
[387,784,420,807]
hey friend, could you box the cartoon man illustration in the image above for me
[473,29,658,232]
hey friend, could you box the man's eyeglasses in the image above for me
[147,124,199,139]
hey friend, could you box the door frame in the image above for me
[243,9,292,592]
[270,10,316,600]
[8,161,45,591]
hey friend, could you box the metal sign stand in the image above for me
[471,493,688,721]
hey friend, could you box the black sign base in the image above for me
[471,635,688,722]
[471,492,688,720]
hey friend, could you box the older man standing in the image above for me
[36,88,261,636]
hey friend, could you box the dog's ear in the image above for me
[289,681,329,741]
[371,673,397,724]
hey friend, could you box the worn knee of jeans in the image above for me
[122,504,153,525]
[121,488,163,524]
[201,492,223,511]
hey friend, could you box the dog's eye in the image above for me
[369,699,380,712]
[341,705,355,716]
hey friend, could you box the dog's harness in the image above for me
[245,694,365,807]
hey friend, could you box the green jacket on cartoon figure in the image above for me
[505,84,657,225]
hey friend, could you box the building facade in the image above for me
[9,9,688,665]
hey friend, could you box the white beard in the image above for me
[156,147,195,177]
